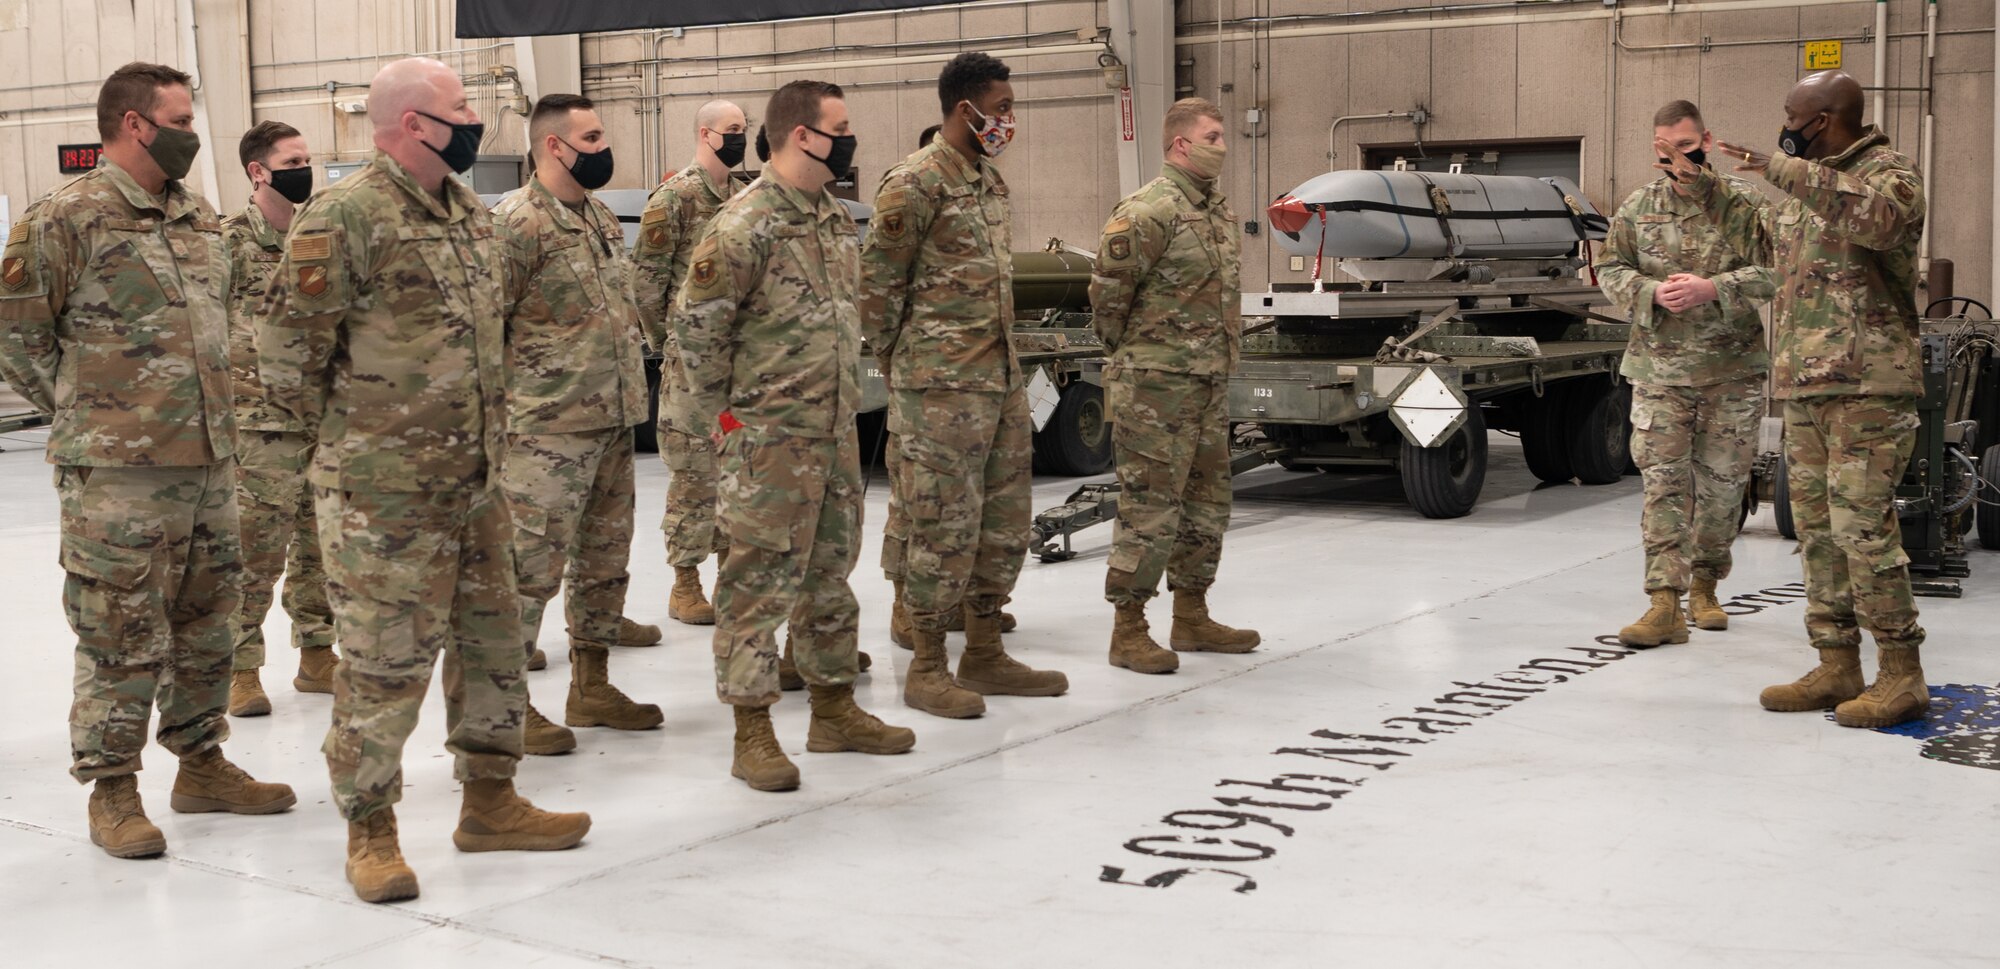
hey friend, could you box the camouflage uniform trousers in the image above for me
[1104,369,1232,605]
[879,430,910,583]
[231,430,334,669]
[314,484,524,821]
[713,426,863,706]
[58,463,242,782]
[1783,395,1926,651]
[501,426,636,655]
[1630,376,1765,593]
[892,387,1032,631]
[660,357,729,568]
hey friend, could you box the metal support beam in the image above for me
[1107,0,1172,196]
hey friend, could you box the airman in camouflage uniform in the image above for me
[1596,100,1775,647]
[675,80,914,791]
[258,58,588,904]
[1090,97,1261,676]
[493,94,660,756]
[222,121,337,718]
[861,53,1065,719]
[0,62,295,860]
[633,99,744,628]
[1675,70,1930,728]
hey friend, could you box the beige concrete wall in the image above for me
[579,0,1120,255]
[1185,0,1996,301]
[1,0,1991,302]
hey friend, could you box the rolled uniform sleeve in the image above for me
[671,224,758,432]
[1763,151,1924,252]
[256,209,358,428]
[856,171,932,372]
[1593,196,1660,331]
[0,210,77,413]
[1088,204,1168,353]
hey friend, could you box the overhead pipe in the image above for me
[740,41,1106,75]
[1177,0,1877,46]
[1327,110,1426,165]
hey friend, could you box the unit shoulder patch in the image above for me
[1,257,26,290]
[297,264,330,297]
[682,236,729,303]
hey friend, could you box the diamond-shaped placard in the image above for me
[1387,366,1469,448]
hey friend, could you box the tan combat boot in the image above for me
[1688,577,1729,631]
[668,566,716,625]
[527,647,548,671]
[1759,646,1866,712]
[890,578,914,650]
[731,705,801,791]
[524,701,577,755]
[452,778,591,852]
[171,747,297,815]
[293,645,336,694]
[903,627,986,718]
[1834,646,1930,728]
[229,669,272,717]
[617,616,663,647]
[1618,589,1690,647]
[346,810,419,903]
[565,648,664,730]
[88,775,166,859]
[1110,601,1179,674]
[806,684,917,754]
[1169,589,1262,653]
[957,610,1069,696]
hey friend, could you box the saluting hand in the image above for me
[1651,137,1702,183]
[1713,141,1770,175]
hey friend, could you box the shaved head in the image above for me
[1790,70,1865,128]
[696,99,745,134]
[368,57,462,132]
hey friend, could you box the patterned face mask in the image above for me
[965,103,1016,159]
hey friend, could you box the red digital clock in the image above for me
[57,143,103,174]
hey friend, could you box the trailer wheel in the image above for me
[1401,405,1488,519]
[1567,379,1632,485]
[1519,382,1574,484]
[1033,381,1113,476]
[1773,451,1797,541]
[1978,444,2000,550]
[633,356,663,454]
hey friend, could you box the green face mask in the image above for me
[140,115,202,181]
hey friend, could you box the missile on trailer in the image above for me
[1265,170,1608,261]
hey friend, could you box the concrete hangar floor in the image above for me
[0,425,1995,969]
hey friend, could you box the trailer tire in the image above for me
[633,356,663,454]
[1401,405,1488,519]
[1978,444,2000,550]
[1033,381,1113,476]
[1568,378,1632,485]
[1520,382,1574,484]
[1773,451,1797,541]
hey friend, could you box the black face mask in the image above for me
[1658,147,1708,180]
[1778,117,1824,158]
[267,166,314,204]
[754,127,771,164]
[559,138,615,190]
[802,125,857,179]
[416,111,484,174]
[714,132,747,168]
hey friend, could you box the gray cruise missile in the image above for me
[1266,170,1608,260]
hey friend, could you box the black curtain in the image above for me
[458,1,966,38]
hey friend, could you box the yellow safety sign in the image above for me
[1804,40,1843,70]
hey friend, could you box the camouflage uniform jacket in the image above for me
[492,178,649,434]
[1596,172,1775,387]
[257,150,508,492]
[223,202,302,432]
[1089,162,1242,376]
[633,163,730,354]
[1691,126,1925,399]
[0,159,236,466]
[672,174,863,438]
[858,138,1019,391]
